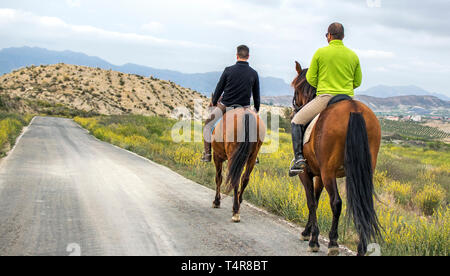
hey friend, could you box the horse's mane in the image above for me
[291,68,317,106]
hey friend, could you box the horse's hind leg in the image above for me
[322,175,342,256]
[213,155,224,209]
[302,177,324,240]
[232,185,241,223]
[238,154,257,205]
[314,177,324,203]
[299,172,320,252]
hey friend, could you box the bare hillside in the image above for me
[0,64,209,116]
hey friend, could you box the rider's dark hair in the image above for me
[237,45,250,59]
[328,23,345,40]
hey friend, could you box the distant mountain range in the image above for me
[360,85,450,101]
[356,95,450,115]
[1,47,449,101]
[262,95,449,116]
[0,47,290,97]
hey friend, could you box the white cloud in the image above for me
[141,21,165,34]
[39,16,67,28]
[410,60,450,73]
[373,66,388,72]
[0,8,216,50]
[210,20,239,29]
[354,49,396,59]
[0,8,16,21]
[66,0,81,8]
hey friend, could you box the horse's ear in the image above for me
[295,61,302,75]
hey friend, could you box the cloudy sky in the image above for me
[1,0,449,95]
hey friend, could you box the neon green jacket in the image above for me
[306,40,362,97]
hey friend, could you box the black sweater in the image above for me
[212,61,260,112]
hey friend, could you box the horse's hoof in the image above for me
[212,202,220,209]
[328,247,340,256]
[232,214,241,223]
[300,234,311,241]
[308,246,320,253]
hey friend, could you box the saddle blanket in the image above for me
[211,117,223,134]
[303,114,320,145]
[302,95,354,145]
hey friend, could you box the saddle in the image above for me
[303,94,352,145]
[211,106,253,134]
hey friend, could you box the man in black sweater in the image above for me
[201,45,261,162]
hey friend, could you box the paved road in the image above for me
[0,116,331,256]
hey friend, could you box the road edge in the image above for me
[0,116,36,167]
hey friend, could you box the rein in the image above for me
[292,93,303,113]
[292,78,307,113]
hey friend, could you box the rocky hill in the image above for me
[261,95,293,107]
[356,95,450,114]
[0,64,209,117]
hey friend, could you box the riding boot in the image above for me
[289,123,307,177]
[201,141,212,162]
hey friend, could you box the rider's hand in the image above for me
[209,102,214,107]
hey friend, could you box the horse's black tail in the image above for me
[344,112,381,254]
[225,113,254,194]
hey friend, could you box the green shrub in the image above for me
[386,181,413,205]
[415,184,446,216]
[0,114,33,156]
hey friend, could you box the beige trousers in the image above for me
[291,94,334,125]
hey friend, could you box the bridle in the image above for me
[292,92,302,113]
[292,77,307,113]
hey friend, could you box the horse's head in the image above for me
[291,61,317,114]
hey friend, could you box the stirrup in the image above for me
[289,158,307,177]
[201,153,212,162]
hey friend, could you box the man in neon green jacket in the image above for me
[289,22,362,176]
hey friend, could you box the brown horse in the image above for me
[211,107,266,222]
[292,62,382,256]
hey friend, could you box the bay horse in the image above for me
[211,107,266,223]
[292,61,382,256]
